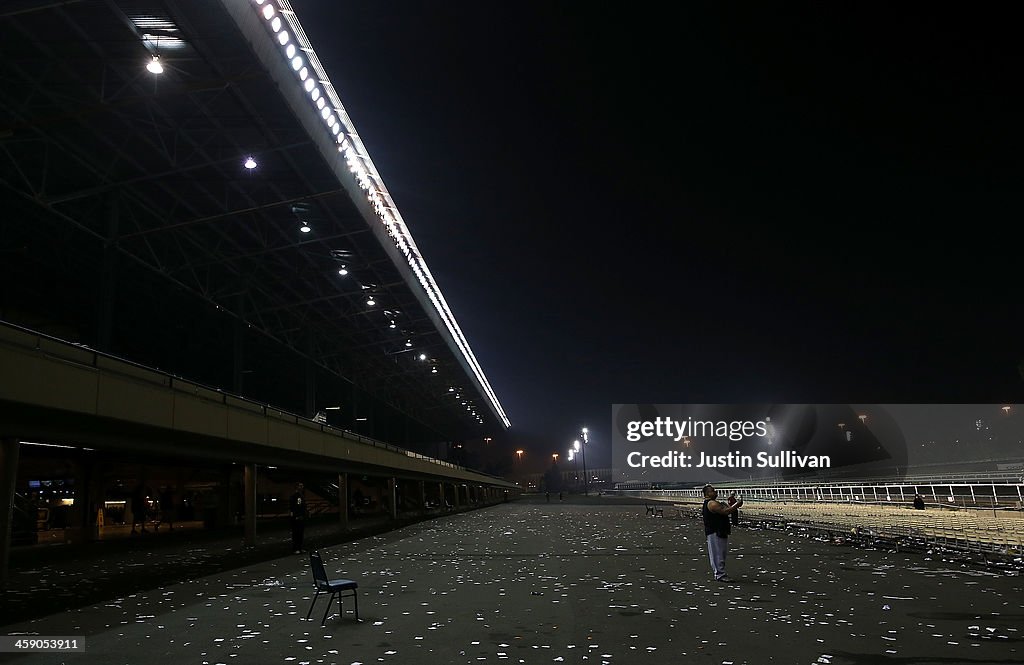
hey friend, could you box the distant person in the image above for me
[727,492,740,526]
[559,491,563,502]
[290,482,308,554]
[913,494,925,510]
[156,486,175,531]
[130,485,149,536]
[546,491,550,503]
[702,484,742,583]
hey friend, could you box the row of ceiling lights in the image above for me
[141,2,487,427]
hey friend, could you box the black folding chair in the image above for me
[646,503,664,517]
[306,550,359,626]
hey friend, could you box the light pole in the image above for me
[580,427,589,496]
[568,449,577,492]
[572,439,581,493]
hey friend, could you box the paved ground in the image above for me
[1,495,1022,665]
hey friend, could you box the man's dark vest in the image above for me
[702,498,731,537]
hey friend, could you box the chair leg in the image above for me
[305,590,320,621]
[353,590,359,620]
[321,593,335,626]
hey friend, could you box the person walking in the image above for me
[702,484,742,582]
[290,482,308,554]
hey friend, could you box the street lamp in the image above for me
[568,449,577,492]
[579,427,589,496]
[515,449,524,462]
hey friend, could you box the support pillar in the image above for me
[453,483,461,509]
[96,195,119,352]
[1,438,21,587]
[66,458,91,544]
[388,478,398,520]
[338,473,349,530]
[243,463,256,547]
[439,482,446,510]
[218,467,233,529]
[419,480,426,515]
[304,334,316,419]
[233,293,246,395]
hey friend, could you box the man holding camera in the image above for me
[702,484,743,583]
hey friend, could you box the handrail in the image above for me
[0,318,488,477]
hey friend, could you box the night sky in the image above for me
[288,2,1023,471]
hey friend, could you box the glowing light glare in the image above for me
[338,268,348,276]
[405,340,412,347]
[431,367,437,374]
[146,55,163,74]
[291,56,303,71]
[316,97,326,110]
[300,221,311,233]
[244,156,257,169]
[418,353,427,361]
[320,107,330,119]
[246,0,510,429]
[366,297,376,306]
[310,88,320,101]
[573,440,580,451]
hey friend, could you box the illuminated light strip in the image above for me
[251,1,509,428]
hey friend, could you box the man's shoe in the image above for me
[716,576,732,583]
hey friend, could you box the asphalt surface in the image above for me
[1,495,1021,665]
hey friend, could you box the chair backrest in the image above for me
[310,551,329,589]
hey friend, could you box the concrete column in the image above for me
[419,480,426,515]
[304,334,316,419]
[96,194,119,352]
[338,473,349,530]
[439,482,446,510]
[66,459,90,544]
[86,460,105,541]
[388,478,398,520]
[243,463,256,547]
[218,467,233,529]
[233,293,246,395]
[453,483,461,509]
[1,438,21,587]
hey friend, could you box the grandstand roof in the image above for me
[0,0,508,441]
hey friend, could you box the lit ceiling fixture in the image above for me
[418,353,427,361]
[389,320,396,329]
[299,221,311,233]
[431,367,438,374]
[338,267,348,276]
[147,55,163,74]
[244,156,257,169]
[366,296,376,307]
[405,340,412,347]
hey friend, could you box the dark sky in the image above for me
[288,2,1023,471]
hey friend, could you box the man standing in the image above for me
[702,484,742,583]
[290,482,308,554]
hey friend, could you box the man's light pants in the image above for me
[706,533,728,580]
